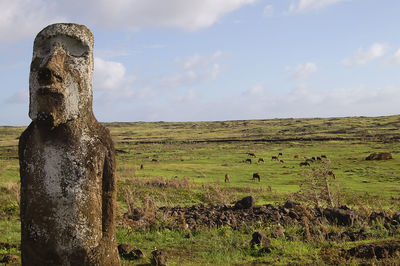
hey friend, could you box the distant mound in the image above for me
[365,152,393,160]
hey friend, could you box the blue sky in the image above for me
[1,0,400,125]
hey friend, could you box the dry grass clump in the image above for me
[142,176,194,189]
[201,183,232,205]
[117,165,137,180]
[122,175,194,189]
[120,186,174,230]
[4,182,20,205]
[0,181,20,215]
[293,161,342,208]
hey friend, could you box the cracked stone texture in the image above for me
[19,23,120,266]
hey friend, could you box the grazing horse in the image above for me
[294,155,299,159]
[258,158,264,163]
[225,173,230,183]
[299,162,310,166]
[321,155,327,159]
[140,164,144,170]
[152,158,158,162]
[245,158,252,164]
[280,160,284,163]
[252,173,261,182]
[247,152,256,157]
[278,152,283,156]
[305,158,314,163]
[317,157,322,161]
[271,156,279,161]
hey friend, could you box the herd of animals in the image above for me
[138,150,333,184]
[225,152,332,183]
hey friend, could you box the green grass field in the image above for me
[1,115,400,264]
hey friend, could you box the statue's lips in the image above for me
[37,86,64,97]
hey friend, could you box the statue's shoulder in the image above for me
[18,122,35,158]
[91,121,114,150]
[19,122,35,146]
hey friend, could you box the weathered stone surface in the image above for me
[130,248,145,260]
[118,244,144,260]
[250,231,270,247]
[151,250,167,266]
[19,23,120,265]
[118,243,134,256]
[347,240,400,259]
[234,196,255,210]
[323,205,363,226]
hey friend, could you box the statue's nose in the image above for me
[37,46,65,86]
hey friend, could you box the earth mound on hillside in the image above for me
[365,152,393,160]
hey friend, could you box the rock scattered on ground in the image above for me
[124,196,400,243]
[366,152,392,160]
[234,196,255,210]
[151,250,168,266]
[346,240,400,259]
[323,205,361,226]
[250,231,270,247]
[118,243,145,260]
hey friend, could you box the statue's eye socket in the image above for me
[34,35,89,58]
[66,44,89,57]
[59,36,89,57]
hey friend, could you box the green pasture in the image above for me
[1,115,400,264]
[116,139,400,203]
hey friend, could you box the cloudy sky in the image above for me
[1,0,400,125]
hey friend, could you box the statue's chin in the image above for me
[36,112,56,127]
[36,112,70,129]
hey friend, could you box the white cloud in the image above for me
[174,89,197,103]
[163,65,220,88]
[288,0,342,13]
[284,85,400,116]
[237,84,400,119]
[243,84,265,96]
[208,64,221,81]
[164,51,223,88]
[93,81,400,123]
[94,51,223,106]
[263,5,274,17]
[285,62,318,80]
[343,43,388,66]
[176,51,222,70]
[0,0,256,43]
[87,0,256,31]
[0,0,65,43]
[94,87,156,107]
[387,48,400,65]
[93,57,135,91]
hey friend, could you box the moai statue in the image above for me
[19,23,120,265]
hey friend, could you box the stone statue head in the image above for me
[29,23,94,127]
